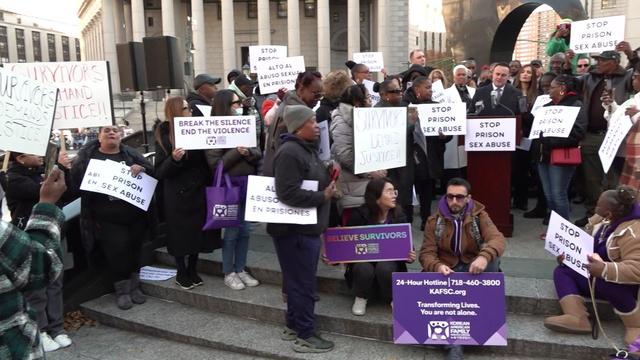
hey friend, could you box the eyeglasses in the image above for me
[446,193,468,201]
[384,189,398,196]
[388,89,403,94]
[231,100,243,105]
[577,64,589,68]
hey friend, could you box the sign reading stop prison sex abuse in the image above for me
[7,61,114,129]
[256,56,306,94]
[544,211,594,278]
[416,103,467,136]
[570,16,626,54]
[0,66,58,156]
[80,159,158,211]
[393,272,507,346]
[464,118,516,151]
[249,45,287,73]
[353,107,407,174]
[244,175,318,224]
[352,52,384,72]
[173,116,257,150]
[323,223,413,263]
[529,106,580,140]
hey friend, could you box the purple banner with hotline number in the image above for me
[393,272,507,346]
[323,223,412,263]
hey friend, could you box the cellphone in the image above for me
[44,141,59,176]
[330,168,340,182]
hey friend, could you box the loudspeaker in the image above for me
[116,42,148,92]
[143,36,183,90]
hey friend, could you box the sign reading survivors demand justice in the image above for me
[465,118,516,151]
[323,224,413,263]
[529,106,580,139]
[353,107,407,174]
[80,159,157,211]
[353,52,384,72]
[393,272,507,346]
[244,175,318,224]
[570,16,626,54]
[8,61,113,129]
[0,66,58,156]
[173,116,257,150]
[249,45,287,73]
[417,103,467,136]
[544,211,594,278]
[256,56,306,94]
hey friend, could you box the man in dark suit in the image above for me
[469,62,521,116]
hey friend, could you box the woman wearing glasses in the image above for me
[155,96,221,290]
[343,178,416,316]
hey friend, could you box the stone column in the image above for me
[317,0,330,75]
[376,0,388,81]
[102,1,121,92]
[287,0,300,56]
[347,0,360,59]
[191,0,206,75]
[114,0,126,43]
[221,0,237,79]
[124,1,133,42]
[131,0,146,42]
[257,0,271,45]
[161,0,176,36]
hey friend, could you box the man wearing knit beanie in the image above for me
[283,105,316,133]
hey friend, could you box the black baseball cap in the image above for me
[193,74,221,89]
[234,74,257,87]
[592,51,620,62]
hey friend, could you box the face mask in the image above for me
[234,108,244,116]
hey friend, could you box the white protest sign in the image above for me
[416,103,467,136]
[570,16,626,54]
[431,80,446,103]
[7,61,113,129]
[139,266,177,281]
[249,45,287,73]
[173,116,257,150]
[363,79,380,106]
[244,175,318,224]
[318,121,331,161]
[0,66,58,156]
[465,118,516,151]
[256,56,306,94]
[544,211,594,278]
[531,94,551,116]
[353,107,407,174]
[195,104,212,116]
[599,109,633,173]
[80,159,157,211]
[353,52,384,72]
[529,106,580,139]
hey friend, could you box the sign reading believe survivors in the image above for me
[353,107,407,174]
[173,116,257,150]
[323,223,413,263]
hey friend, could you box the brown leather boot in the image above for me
[616,305,640,351]
[543,295,591,334]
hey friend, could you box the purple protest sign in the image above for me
[393,272,507,346]
[323,223,412,263]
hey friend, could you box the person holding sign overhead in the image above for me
[267,105,338,353]
[545,186,640,356]
[154,97,221,290]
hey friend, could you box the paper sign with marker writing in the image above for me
[353,107,407,174]
[249,45,287,73]
[599,109,633,173]
[318,120,331,161]
[256,56,306,94]
[570,16,625,54]
[353,52,384,72]
[529,106,580,139]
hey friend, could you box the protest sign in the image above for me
[317,120,331,161]
[173,116,257,150]
[249,45,287,73]
[431,80,446,103]
[195,104,212,116]
[80,159,158,211]
[530,94,551,116]
[256,56,306,94]
[8,61,113,129]
[529,106,580,139]
[599,109,633,173]
[244,175,318,224]
[0,66,58,156]
[323,224,412,263]
[465,118,516,151]
[353,107,407,174]
[353,52,384,72]
[393,272,507,346]
[363,79,380,106]
[139,266,177,281]
[544,211,594,278]
[570,16,626,54]
[417,103,467,136]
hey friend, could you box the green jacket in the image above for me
[546,34,580,73]
[0,203,64,359]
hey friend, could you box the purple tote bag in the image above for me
[202,161,242,230]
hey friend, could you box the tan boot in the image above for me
[543,295,591,334]
[616,305,640,350]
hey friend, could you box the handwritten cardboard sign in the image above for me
[353,107,407,174]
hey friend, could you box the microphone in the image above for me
[491,90,498,108]
[473,100,485,115]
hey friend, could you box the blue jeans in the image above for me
[222,220,251,274]
[537,163,576,220]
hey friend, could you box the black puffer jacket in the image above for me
[5,163,43,229]
[187,91,212,116]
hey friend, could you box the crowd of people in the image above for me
[2,18,640,359]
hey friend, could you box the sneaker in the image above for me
[292,334,335,353]
[237,271,260,287]
[351,297,367,316]
[281,326,297,341]
[40,332,60,352]
[224,273,245,290]
[175,272,195,290]
[446,345,464,360]
[189,271,203,287]
[53,334,72,348]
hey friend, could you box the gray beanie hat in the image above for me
[283,105,316,133]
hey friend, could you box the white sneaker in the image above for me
[40,332,60,352]
[224,273,245,290]
[352,297,367,316]
[54,334,72,348]
[237,271,260,287]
